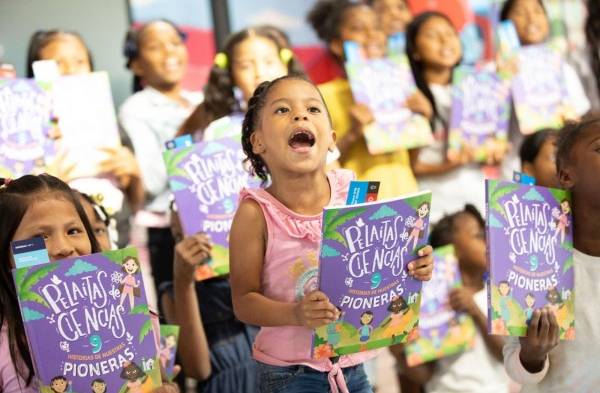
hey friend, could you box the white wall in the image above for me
[0,0,132,107]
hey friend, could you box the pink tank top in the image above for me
[240,170,378,385]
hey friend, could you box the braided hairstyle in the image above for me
[122,19,187,93]
[586,0,600,100]
[406,11,457,130]
[241,74,331,183]
[0,175,100,385]
[26,30,94,77]
[178,26,306,137]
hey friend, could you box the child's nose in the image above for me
[47,236,75,261]
[293,114,308,121]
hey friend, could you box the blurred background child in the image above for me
[368,0,413,37]
[519,129,560,188]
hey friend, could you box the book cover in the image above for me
[448,66,510,162]
[163,135,261,280]
[344,42,433,154]
[51,71,121,178]
[0,78,55,178]
[510,45,576,135]
[159,325,180,381]
[486,179,574,339]
[404,245,476,366]
[13,247,161,392]
[313,191,432,358]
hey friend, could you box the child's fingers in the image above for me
[548,310,560,345]
[306,290,329,302]
[528,309,541,339]
[417,245,433,257]
[539,309,550,340]
[307,309,337,321]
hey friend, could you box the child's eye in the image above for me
[94,227,107,236]
[308,106,321,113]
[68,227,83,236]
[275,107,289,114]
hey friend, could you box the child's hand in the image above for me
[349,104,375,136]
[408,246,434,281]
[294,290,339,329]
[99,146,141,189]
[519,307,560,373]
[173,233,212,287]
[44,150,76,181]
[405,91,433,120]
[448,287,478,316]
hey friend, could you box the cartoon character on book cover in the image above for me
[14,248,161,392]
[404,245,476,366]
[158,325,180,381]
[313,191,431,358]
[486,180,574,339]
[163,136,262,281]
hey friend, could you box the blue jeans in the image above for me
[257,362,373,393]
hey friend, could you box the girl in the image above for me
[178,25,304,137]
[26,29,145,245]
[500,0,591,177]
[307,0,429,200]
[159,204,256,393]
[119,256,141,310]
[399,204,510,393]
[368,0,413,37]
[405,11,493,222]
[0,175,177,393]
[519,129,560,188]
[119,20,202,292]
[78,192,114,251]
[503,117,600,391]
[229,75,434,392]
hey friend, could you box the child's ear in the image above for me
[329,39,344,60]
[328,130,337,152]
[129,58,145,78]
[522,162,535,177]
[558,166,576,189]
[250,131,265,154]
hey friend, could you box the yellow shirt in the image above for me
[318,78,418,199]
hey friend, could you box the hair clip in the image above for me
[279,48,293,65]
[214,52,228,69]
[0,177,12,188]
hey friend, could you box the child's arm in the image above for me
[172,233,212,381]
[408,148,472,177]
[336,104,374,158]
[230,200,338,328]
[449,288,504,361]
[389,343,435,385]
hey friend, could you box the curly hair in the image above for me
[240,74,330,183]
[555,116,600,173]
[0,174,100,385]
[586,0,600,100]
[26,30,94,77]
[429,203,485,248]
[178,26,306,137]
[307,0,362,45]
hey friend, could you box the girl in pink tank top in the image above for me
[229,75,434,393]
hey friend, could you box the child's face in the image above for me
[361,313,373,324]
[414,16,462,72]
[91,381,106,393]
[12,196,91,264]
[132,21,188,90]
[51,379,68,393]
[124,259,138,274]
[39,34,91,75]
[331,5,387,59]
[507,0,549,45]
[525,295,535,308]
[560,123,600,200]
[523,136,560,188]
[80,196,111,251]
[251,78,335,178]
[232,36,288,103]
[452,213,487,272]
[499,283,510,296]
[372,0,413,36]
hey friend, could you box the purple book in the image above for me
[486,179,574,339]
[13,247,161,392]
[0,78,55,178]
[449,66,510,162]
[511,44,575,135]
[313,191,432,358]
[163,135,261,281]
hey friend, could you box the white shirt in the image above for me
[425,288,511,393]
[416,84,487,223]
[118,86,202,217]
[503,249,600,393]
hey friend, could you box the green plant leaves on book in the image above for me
[489,182,520,218]
[19,264,60,309]
[323,208,366,247]
[139,319,153,344]
[164,146,194,179]
[130,304,150,316]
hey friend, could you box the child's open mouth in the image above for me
[288,129,316,151]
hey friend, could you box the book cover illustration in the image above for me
[13,247,161,392]
[163,135,261,280]
[404,245,476,366]
[449,66,510,162]
[510,44,576,135]
[0,78,55,178]
[313,191,432,358]
[159,325,180,381]
[344,41,433,154]
[486,179,574,339]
